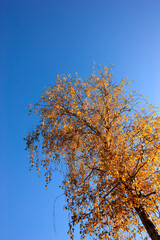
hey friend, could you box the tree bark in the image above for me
[135,206,160,240]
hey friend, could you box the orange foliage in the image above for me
[25,67,160,239]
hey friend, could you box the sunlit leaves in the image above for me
[25,67,160,239]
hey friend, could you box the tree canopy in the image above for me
[25,67,160,240]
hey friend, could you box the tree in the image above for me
[25,67,160,240]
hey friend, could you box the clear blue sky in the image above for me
[1,1,160,240]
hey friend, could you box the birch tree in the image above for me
[25,67,160,240]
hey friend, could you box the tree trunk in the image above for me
[135,206,160,240]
